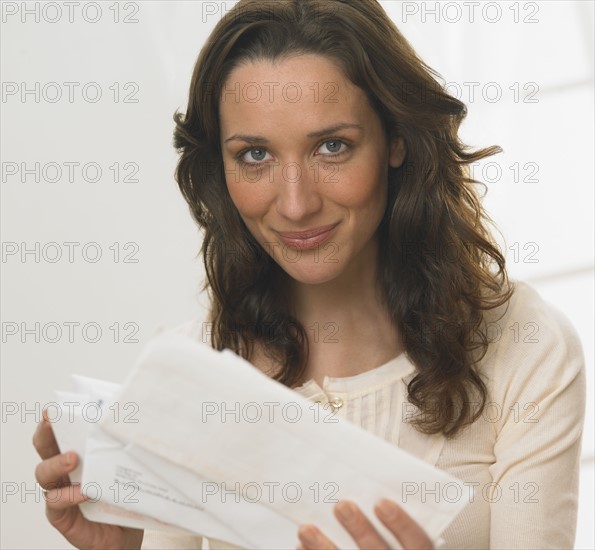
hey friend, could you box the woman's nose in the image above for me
[274,161,323,222]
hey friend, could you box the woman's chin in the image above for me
[278,260,343,286]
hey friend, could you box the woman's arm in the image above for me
[487,286,586,548]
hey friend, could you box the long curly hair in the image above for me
[173,0,514,438]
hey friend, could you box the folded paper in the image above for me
[53,332,470,549]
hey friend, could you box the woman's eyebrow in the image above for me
[224,133,269,145]
[223,122,363,145]
[307,122,363,138]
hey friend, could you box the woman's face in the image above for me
[219,54,405,285]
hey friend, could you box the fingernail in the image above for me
[74,483,89,500]
[64,452,74,467]
[298,526,320,547]
[377,499,398,521]
[336,500,355,522]
[42,409,49,423]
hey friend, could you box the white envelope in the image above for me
[54,377,292,545]
[95,332,469,549]
[82,426,250,544]
[53,382,196,534]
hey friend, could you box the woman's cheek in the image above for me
[331,162,387,209]
[226,177,273,219]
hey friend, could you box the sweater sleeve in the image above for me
[487,283,586,549]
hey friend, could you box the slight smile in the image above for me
[275,223,339,251]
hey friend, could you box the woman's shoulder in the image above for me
[480,278,585,401]
[485,278,583,352]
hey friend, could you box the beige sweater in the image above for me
[140,280,586,549]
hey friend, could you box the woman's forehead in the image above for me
[219,54,359,104]
[218,55,371,132]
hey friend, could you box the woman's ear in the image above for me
[389,136,406,168]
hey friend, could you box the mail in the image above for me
[52,331,470,549]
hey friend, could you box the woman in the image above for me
[33,0,586,548]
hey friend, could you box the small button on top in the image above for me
[328,397,343,410]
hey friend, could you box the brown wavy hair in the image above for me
[173,0,514,438]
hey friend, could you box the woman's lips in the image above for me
[276,223,338,251]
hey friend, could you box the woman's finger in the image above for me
[44,483,89,512]
[32,410,61,460]
[333,501,390,550]
[374,499,434,550]
[34,451,77,490]
[43,485,89,543]
[297,524,338,550]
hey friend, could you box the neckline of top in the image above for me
[292,352,416,397]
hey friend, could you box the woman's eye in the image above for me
[239,147,271,164]
[317,140,347,156]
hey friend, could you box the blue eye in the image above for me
[319,139,348,157]
[239,147,271,165]
[324,141,343,153]
[236,139,349,166]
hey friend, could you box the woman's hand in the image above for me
[33,409,144,550]
[297,499,434,550]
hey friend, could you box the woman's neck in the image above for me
[288,238,403,384]
[290,237,383,322]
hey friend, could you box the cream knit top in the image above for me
[141,281,586,549]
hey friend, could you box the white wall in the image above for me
[1,1,593,548]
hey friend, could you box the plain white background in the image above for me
[1,1,593,548]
